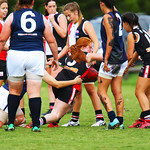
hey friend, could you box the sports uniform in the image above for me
[132,26,150,78]
[53,53,90,105]
[0,20,9,80]
[45,13,67,66]
[0,81,26,124]
[7,8,45,80]
[100,11,127,79]
[68,19,89,47]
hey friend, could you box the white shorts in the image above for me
[99,61,128,79]
[0,87,9,112]
[7,50,45,78]
[0,107,23,124]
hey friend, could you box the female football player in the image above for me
[122,12,150,129]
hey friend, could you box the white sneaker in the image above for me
[61,120,80,127]
[91,120,106,127]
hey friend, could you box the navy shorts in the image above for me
[139,65,150,78]
[0,60,7,80]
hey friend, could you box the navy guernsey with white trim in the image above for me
[10,8,45,52]
[101,11,127,64]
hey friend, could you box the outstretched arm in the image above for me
[42,70,82,88]
[86,53,103,65]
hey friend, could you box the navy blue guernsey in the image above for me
[101,11,127,64]
[133,27,150,65]
[10,8,45,52]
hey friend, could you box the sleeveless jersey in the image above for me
[68,19,89,47]
[44,13,67,55]
[133,26,150,65]
[101,11,127,64]
[10,8,45,52]
[0,20,7,61]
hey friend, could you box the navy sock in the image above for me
[95,110,104,121]
[29,97,41,128]
[108,111,116,122]
[117,116,123,124]
[71,112,79,122]
[8,94,21,125]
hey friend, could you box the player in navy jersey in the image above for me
[97,0,128,129]
[58,2,106,127]
[39,37,104,127]
[0,0,59,132]
[122,12,150,129]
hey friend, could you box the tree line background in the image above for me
[8,0,150,20]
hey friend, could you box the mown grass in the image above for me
[0,73,150,150]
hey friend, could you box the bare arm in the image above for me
[49,14,67,38]
[127,51,139,68]
[86,53,103,66]
[84,21,99,53]
[42,70,82,88]
[103,14,114,71]
[0,13,13,52]
[124,51,138,75]
[58,38,69,59]
[126,33,135,61]
[43,16,58,69]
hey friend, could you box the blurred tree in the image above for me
[7,0,150,20]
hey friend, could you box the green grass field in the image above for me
[0,73,150,150]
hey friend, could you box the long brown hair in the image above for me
[63,1,83,26]
[70,37,92,63]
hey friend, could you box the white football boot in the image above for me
[61,120,80,127]
[91,120,106,127]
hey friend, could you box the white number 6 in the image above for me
[21,11,36,33]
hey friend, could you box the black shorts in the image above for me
[139,65,150,78]
[52,69,80,105]
[0,60,7,80]
[53,86,78,105]
[46,52,67,66]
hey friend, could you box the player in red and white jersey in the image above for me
[0,0,9,87]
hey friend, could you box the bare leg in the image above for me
[97,76,112,112]
[44,99,72,124]
[111,76,124,117]
[145,87,150,108]
[135,77,150,111]
[84,83,101,110]
[73,86,82,112]
[19,97,24,109]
